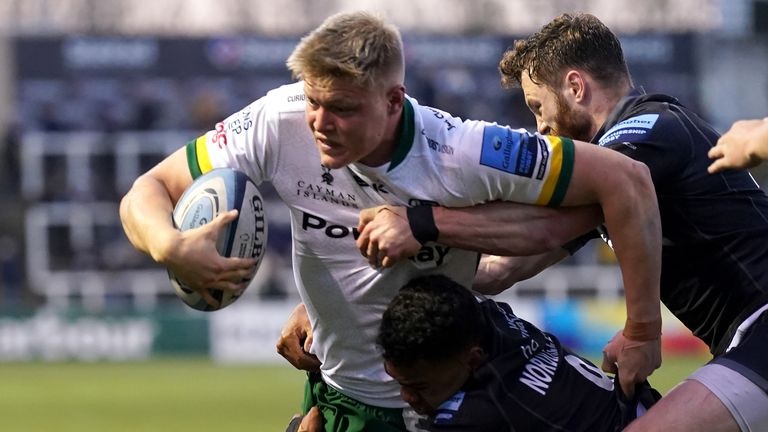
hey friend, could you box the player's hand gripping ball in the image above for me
[169,168,268,311]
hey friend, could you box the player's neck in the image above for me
[589,85,629,138]
[358,106,406,167]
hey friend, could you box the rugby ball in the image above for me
[169,168,268,311]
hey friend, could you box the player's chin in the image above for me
[318,152,351,169]
[409,402,435,416]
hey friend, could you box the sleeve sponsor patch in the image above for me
[598,114,659,146]
[480,125,541,178]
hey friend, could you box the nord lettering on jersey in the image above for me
[296,180,359,209]
[519,338,559,396]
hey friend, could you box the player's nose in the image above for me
[312,107,335,133]
[400,387,420,405]
[537,121,551,135]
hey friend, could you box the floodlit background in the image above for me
[0,0,765,430]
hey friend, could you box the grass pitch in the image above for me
[0,355,709,431]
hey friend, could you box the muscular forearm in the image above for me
[473,250,569,295]
[563,143,662,330]
[433,201,602,256]
[119,174,179,263]
[600,165,662,325]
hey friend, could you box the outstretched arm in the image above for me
[356,202,601,267]
[708,118,768,173]
[562,141,662,397]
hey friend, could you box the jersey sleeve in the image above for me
[185,94,278,184]
[454,122,575,207]
[596,111,688,185]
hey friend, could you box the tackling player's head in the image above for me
[499,13,631,91]
[287,11,407,169]
[498,13,632,140]
[378,275,486,415]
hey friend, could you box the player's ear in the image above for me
[466,346,486,369]
[564,70,587,102]
[386,85,405,115]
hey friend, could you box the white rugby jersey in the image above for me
[186,81,575,407]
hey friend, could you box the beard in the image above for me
[550,93,594,142]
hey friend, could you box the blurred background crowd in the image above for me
[0,0,765,362]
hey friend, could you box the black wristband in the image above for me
[561,229,600,255]
[407,205,439,244]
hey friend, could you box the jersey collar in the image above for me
[591,87,646,144]
[387,98,415,172]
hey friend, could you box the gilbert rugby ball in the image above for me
[169,168,268,311]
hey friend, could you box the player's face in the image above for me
[384,357,472,415]
[520,71,594,142]
[304,78,397,169]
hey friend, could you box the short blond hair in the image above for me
[287,11,405,89]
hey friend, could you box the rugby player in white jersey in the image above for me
[120,11,662,431]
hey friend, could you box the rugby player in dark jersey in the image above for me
[378,275,659,432]
[358,12,768,432]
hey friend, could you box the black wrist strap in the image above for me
[407,205,439,244]
[561,229,600,255]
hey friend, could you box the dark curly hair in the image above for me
[377,275,484,367]
[499,13,631,90]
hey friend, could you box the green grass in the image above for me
[0,359,306,432]
[0,355,708,431]
[646,354,711,394]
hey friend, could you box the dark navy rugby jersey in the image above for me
[592,90,768,355]
[421,299,648,432]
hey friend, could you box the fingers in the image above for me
[707,159,727,174]
[706,144,728,174]
[601,331,621,374]
[216,209,239,225]
[276,332,321,371]
[358,206,380,229]
[601,352,618,374]
[618,372,636,399]
[299,407,323,432]
[276,304,321,372]
[366,237,380,267]
[303,331,313,353]
[199,288,221,309]
[707,143,724,160]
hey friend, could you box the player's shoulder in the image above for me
[409,97,532,146]
[261,81,307,114]
[598,95,685,147]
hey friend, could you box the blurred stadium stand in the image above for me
[0,0,763,360]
